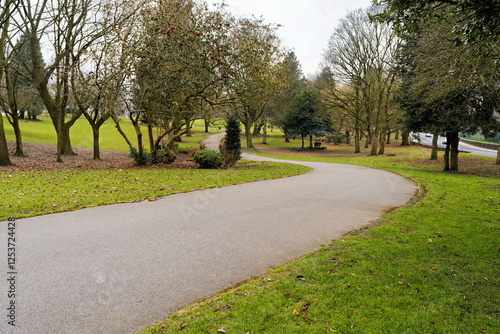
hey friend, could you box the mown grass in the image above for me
[140,137,499,333]
[0,160,311,221]
[3,116,221,152]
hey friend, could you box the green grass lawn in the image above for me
[3,118,499,333]
[139,138,500,334]
[3,115,217,152]
[0,161,310,221]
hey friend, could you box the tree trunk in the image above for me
[12,119,24,157]
[395,130,399,141]
[147,123,155,160]
[334,117,344,145]
[497,138,500,165]
[4,64,23,157]
[92,126,100,160]
[253,120,263,136]
[364,130,370,149]
[186,116,192,137]
[378,129,386,155]
[354,127,361,153]
[346,129,351,145]
[401,129,410,146]
[449,131,459,171]
[261,116,267,144]
[430,132,439,160]
[0,116,12,166]
[370,128,379,156]
[204,119,209,133]
[309,135,313,149]
[56,114,63,162]
[284,130,290,142]
[61,122,76,156]
[444,134,450,172]
[111,115,134,149]
[386,130,391,144]
[135,124,144,156]
[244,123,253,148]
[301,135,305,148]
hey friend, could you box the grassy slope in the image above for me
[140,137,499,334]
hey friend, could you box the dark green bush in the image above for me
[129,147,165,165]
[129,147,151,165]
[193,149,222,169]
[223,112,241,163]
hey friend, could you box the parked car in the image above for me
[425,133,432,137]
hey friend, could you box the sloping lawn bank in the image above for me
[0,161,310,221]
[141,151,499,333]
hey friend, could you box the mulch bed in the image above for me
[1,142,198,173]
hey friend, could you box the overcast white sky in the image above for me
[211,0,373,77]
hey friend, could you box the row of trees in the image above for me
[0,0,289,165]
[306,3,499,171]
[2,1,498,171]
[374,0,500,170]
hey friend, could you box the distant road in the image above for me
[414,133,497,158]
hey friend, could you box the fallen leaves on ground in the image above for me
[2,142,198,172]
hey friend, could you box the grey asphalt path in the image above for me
[0,133,417,334]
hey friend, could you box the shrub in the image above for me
[129,147,166,165]
[223,112,241,163]
[175,144,190,154]
[129,147,151,165]
[219,143,240,167]
[193,149,222,169]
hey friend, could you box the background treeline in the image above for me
[1,0,498,171]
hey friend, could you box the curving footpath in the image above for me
[0,133,417,334]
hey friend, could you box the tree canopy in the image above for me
[283,88,326,149]
[373,0,500,47]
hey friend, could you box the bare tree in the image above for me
[322,8,399,155]
[17,0,132,162]
[72,0,139,160]
[0,0,18,165]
